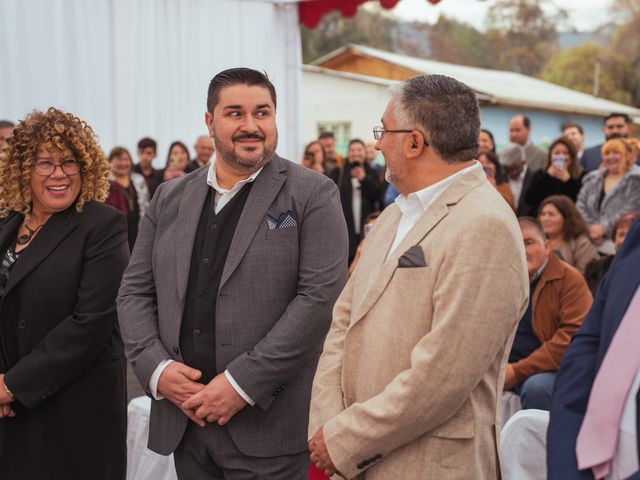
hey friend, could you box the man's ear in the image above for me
[205,111,214,136]
[405,131,424,158]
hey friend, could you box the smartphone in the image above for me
[552,155,565,168]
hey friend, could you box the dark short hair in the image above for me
[538,195,588,241]
[604,112,632,124]
[0,120,15,129]
[137,137,157,152]
[518,216,546,241]
[348,138,366,149]
[512,114,531,129]
[391,74,480,164]
[318,131,335,140]
[206,68,276,113]
[561,122,583,135]
[108,146,133,165]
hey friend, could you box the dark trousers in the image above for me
[174,421,309,480]
[514,371,557,410]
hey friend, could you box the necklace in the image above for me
[17,221,43,245]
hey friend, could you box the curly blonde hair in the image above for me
[0,107,110,218]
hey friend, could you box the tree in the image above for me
[301,7,395,64]
[542,44,634,105]
[609,0,640,105]
[484,0,566,76]
[428,15,491,68]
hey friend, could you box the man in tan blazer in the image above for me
[308,74,530,480]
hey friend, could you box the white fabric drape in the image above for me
[0,0,301,166]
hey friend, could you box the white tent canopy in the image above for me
[0,0,302,166]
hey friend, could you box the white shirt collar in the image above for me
[394,162,481,219]
[206,155,263,194]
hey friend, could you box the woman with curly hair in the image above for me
[0,107,129,479]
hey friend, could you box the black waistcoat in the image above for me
[180,183,253,383]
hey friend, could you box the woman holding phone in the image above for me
[524,137,584,216]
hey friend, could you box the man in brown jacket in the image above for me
[506,217,593,410]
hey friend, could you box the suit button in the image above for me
[173,346,179,354]
[194,329,201,336]
[203,257,211,264]
[17,320,26,328]
[210,223,218,230]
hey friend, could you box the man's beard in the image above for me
[606,132,628,140]
[213,131,278,174]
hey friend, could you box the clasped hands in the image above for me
[0,374,16,419]
[309,426,339,477]
[157,362,247,427]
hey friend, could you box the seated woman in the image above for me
[525,137,583,217]
[106,146,149,250]
[0,108,129,479]
[163,140,190,181]
[478,150,515,212]
[538,195,599,274]
[577,138,640,253]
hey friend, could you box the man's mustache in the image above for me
[233,133,265,142]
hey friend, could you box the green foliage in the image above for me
[484,0,565,75]
[428,15,491,67]
[542,44,634,104]
[301,9,395,64]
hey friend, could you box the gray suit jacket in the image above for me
[117,155,348,456]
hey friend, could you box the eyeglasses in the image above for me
[372,126,429,146]
[33,159,81,176]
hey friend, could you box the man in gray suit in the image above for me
[117,68,348,479]
[509,114,547,172]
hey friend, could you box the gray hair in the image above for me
[499,143,526,166]
[390,74,480,164]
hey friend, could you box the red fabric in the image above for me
[299,0,442,28]
[308,464,330,480]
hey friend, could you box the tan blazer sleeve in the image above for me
[308,273,354,440]
[321,214,528,478]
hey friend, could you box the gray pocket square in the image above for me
[398,245,427,268]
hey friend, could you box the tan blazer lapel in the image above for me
[351,166,487,327]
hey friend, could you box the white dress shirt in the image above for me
[148,158,263,406]
[388,162,481,258]
[508,163,528,208]
[351,177,362,235]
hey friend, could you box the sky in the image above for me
[388,0,613,32]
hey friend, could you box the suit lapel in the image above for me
[219,156,287,290]
[0,213,23,257]
[351,167,486,326]
[175,170,210,305]
[3,207,78,296]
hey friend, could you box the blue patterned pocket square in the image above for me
[265,210,298,230]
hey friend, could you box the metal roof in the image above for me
[312,44,640,121]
